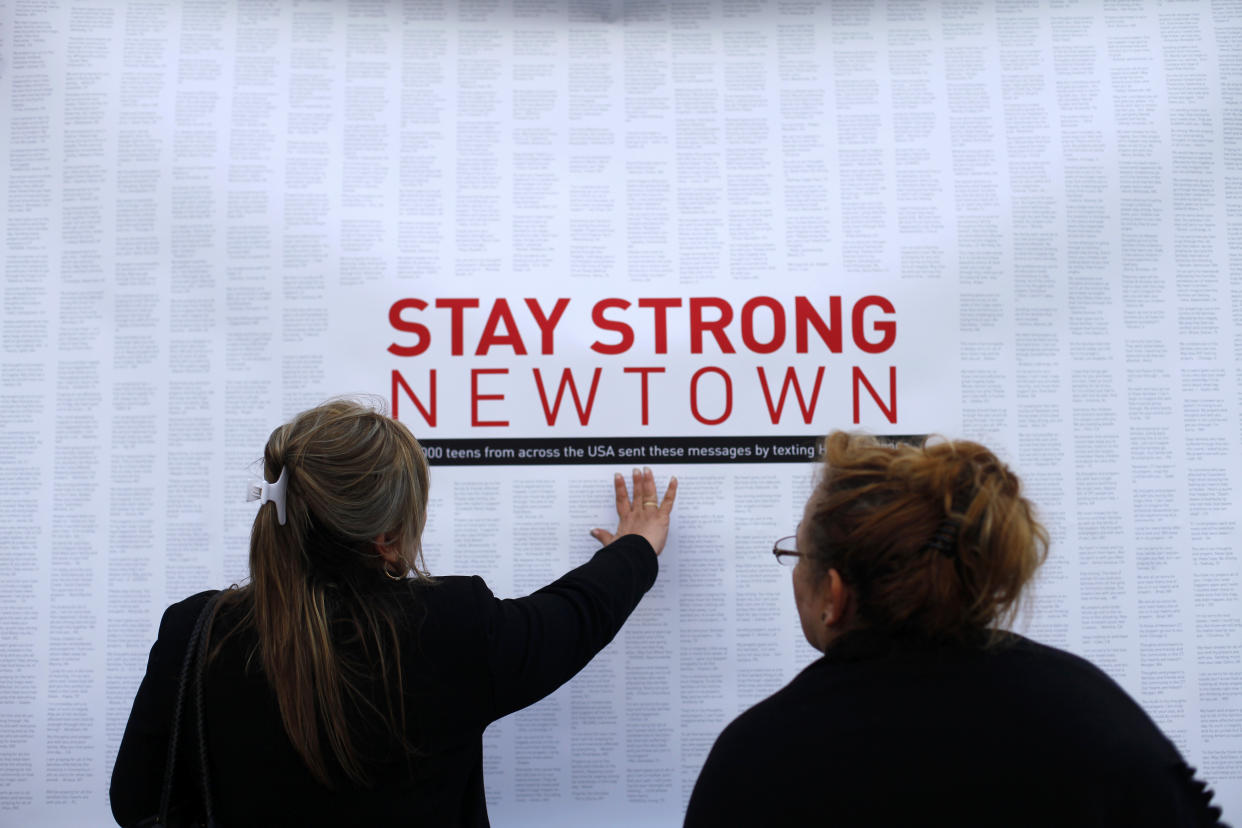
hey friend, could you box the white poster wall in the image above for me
[1,0,1239,825]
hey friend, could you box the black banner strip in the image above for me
[419,435,923,466]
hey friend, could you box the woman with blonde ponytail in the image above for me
[686,431,1225,828]
[111,398,677,827]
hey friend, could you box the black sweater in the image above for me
[111,535,657,827]
[685,629,1227,828]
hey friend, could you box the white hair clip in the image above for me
[246,466,288,525]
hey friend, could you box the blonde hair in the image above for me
[214,397,431,786]
[803,431,1048,642]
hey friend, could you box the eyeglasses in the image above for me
[772,535,804,567]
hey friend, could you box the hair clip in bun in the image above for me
[924,516,961,558]
[246,466,288,525]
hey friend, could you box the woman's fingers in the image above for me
[660,475,678,513]
[600,467,676,553]
[613,472,630,515]
[640,467,658,505]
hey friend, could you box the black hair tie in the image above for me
[923,516,961,559]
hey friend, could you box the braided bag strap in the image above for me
[192,596,220,827]
[155,594,217,826]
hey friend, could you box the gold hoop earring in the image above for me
[384,567,404,581]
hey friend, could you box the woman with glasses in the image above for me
[110,398,677,827]
[685,431,1225,827]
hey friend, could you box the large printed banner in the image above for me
[1,1,1240,824]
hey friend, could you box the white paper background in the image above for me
[1,0,1239,825]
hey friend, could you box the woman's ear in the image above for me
[823,569,852,628]
[373,534,400,564]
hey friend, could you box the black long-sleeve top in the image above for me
[111,534,657,827]
[685,629,1228,828]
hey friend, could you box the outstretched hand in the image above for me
[590,467,678,555]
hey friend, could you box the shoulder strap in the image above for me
[193,596,219,827]
[156,594,218,826]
